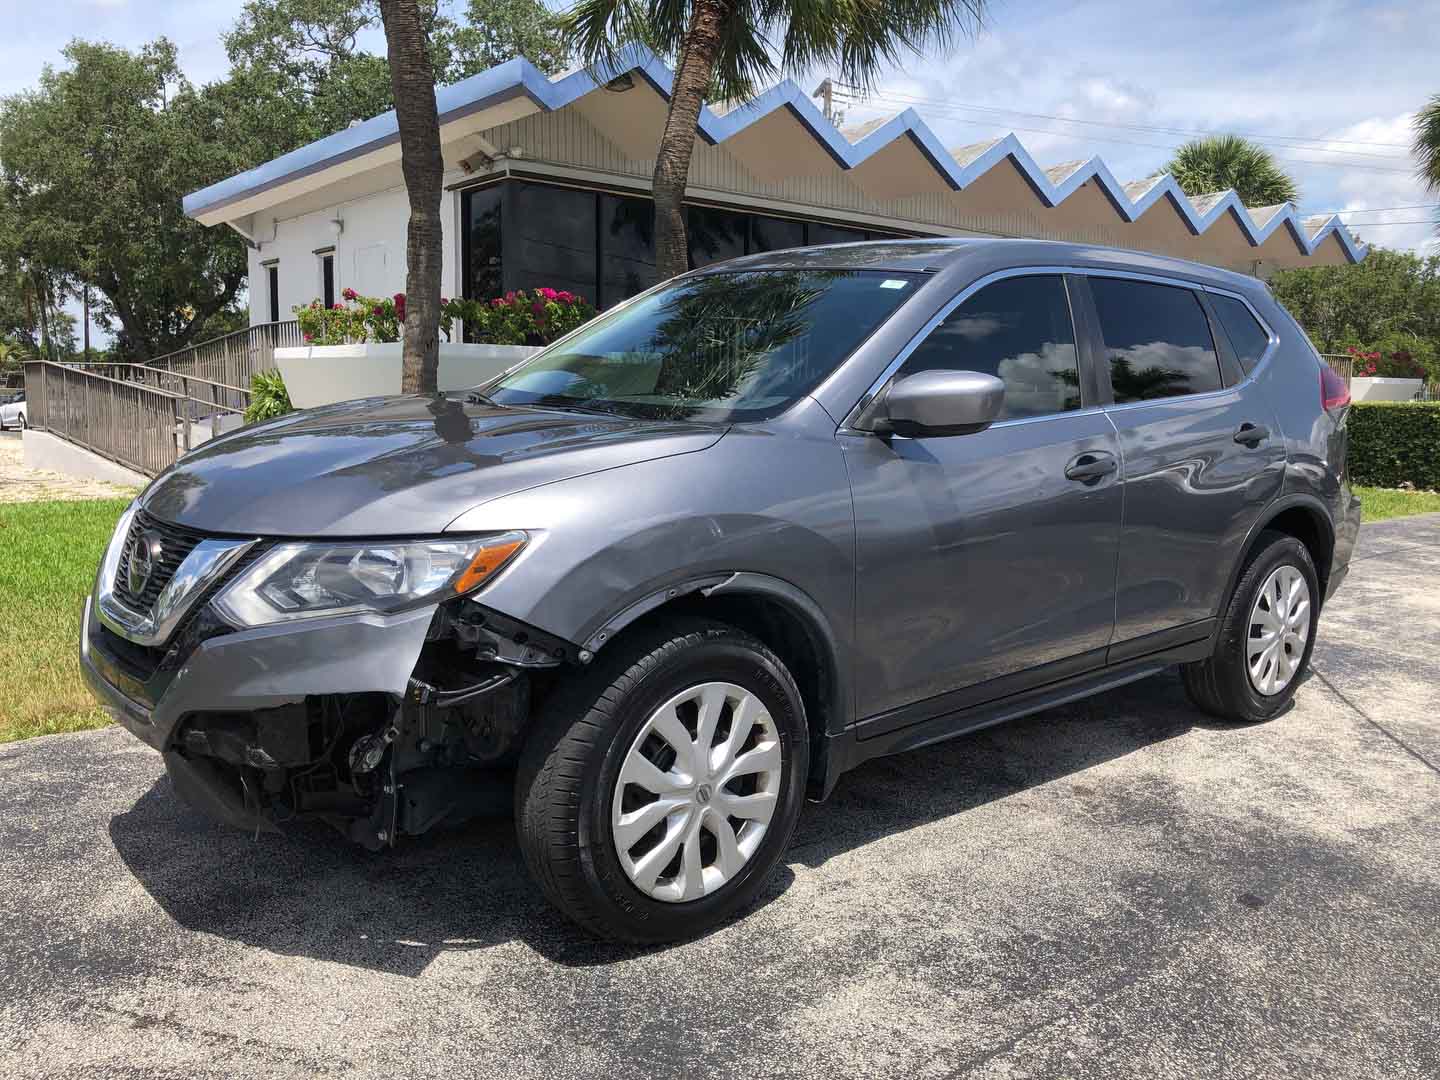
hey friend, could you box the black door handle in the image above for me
[1233,422,1270,446]
[1064,452,1118,483]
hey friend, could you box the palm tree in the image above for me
[567,0,990,281]
[379,0,445,394]
[1415,94,1440,232]
[1160,134,1299,208]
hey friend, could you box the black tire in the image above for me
[16,413,24,430]
[1182,530,1320,723]
[515,616,809,944]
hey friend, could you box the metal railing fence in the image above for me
[142,319,302,393]
[22,360,246,478]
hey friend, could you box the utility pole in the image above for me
[83,284,91,361]
[813,79,837,125]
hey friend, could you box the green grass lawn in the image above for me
[0,498,130,743]
[0,485,1437,746]
[1354,485,1440,522]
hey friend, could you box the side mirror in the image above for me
[871,370,1005,438]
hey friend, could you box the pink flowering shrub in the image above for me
[448,288,596,345]
[1346,344,1425,379]
[296,287,594,347]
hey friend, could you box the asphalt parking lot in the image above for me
[3,515,1438,1080]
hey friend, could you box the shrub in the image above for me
[450,288,596,346]
[1347,402,1440,489]
[295,288,596,348]
[1345,344,1428,380]
[244,369,293,424]
[294,289,403,345]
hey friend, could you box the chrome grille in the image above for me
[117,511,206,611]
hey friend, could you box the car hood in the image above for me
[141,395,725,536]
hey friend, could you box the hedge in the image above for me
[1347,401,1440,489]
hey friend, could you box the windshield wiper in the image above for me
[529,397,623,418]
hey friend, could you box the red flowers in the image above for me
[393,293,407,322]
[342,287,358,301]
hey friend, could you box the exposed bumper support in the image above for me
[81,595,438,753]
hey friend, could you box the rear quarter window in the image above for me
[1211,294,1273,373]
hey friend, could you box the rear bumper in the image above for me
[80,595,437,753]
[1327,490,1363,601]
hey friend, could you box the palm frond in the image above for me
[1163,133,1299,208]
[1415,94,1440,194]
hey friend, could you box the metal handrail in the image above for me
[21,359,247,478]
[64,361,250,397]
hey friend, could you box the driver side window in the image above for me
[897,275,1082,419]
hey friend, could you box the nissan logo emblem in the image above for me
[127,531,163,598]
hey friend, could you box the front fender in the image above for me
[446,417,857,725]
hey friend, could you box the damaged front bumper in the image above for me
[81,593,559,847]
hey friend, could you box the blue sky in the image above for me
[1,0,1435,339]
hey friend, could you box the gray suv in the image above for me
[82,239,1360,943]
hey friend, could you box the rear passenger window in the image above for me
[1211,293,1272,373]
[898,275,1081,418]
[1089,278,1222,402]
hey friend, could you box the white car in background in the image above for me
[0,391,26,430]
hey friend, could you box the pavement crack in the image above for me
[1310,666,1440,778]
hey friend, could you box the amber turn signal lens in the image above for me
[453,532,527,594]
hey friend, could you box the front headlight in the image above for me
[212,532,527,628]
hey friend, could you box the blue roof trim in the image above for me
[183,47,1367,264]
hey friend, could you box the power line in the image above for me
[1304,203,1439,215]
[838,93,1415,170]
[831,84,1415,154]
[839,101,1418,175]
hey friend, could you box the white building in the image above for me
[182,47,1366,326]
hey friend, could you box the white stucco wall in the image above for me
[246,175,463,325]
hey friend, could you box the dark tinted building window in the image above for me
[600,194,655,307]
[1211,293,1271,373]
[463,185,503,301]
[898,275,1081,418]
[1089,278,1222,402]
[808,222,868,246]
[266,264,279,323]
[508,182,597,299]
[751,215,805,253]
[688,206,747,268]
[320,252,335,309]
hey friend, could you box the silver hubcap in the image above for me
[611,682,783,903]
[1247,564,1311,696]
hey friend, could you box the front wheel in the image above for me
[515,617,809,943]
[1182,530,1320,723]
[16,413,25,430]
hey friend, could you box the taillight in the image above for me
[1320,363,1350,411]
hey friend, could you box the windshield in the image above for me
[488,269,922,421]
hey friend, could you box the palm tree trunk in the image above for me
[651,0,728,281]
[380,0,444,395]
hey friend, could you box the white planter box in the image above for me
[274,342,541,409]
[1350,376,1423,403]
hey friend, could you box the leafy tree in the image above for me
[380,0,446,394]
[1160,134,1300,208]
[224,0,572,152]
[441,0,572,76]
[1269,248,1440,375]
[566,0,990,280]
[1416,94,1440,232]
[0,41,248,360]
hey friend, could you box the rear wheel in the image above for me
[515,616,808,943]
[1182,531,1319,723]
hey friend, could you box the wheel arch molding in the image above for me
[579,570,853,745]
[1225,494,1336,614]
